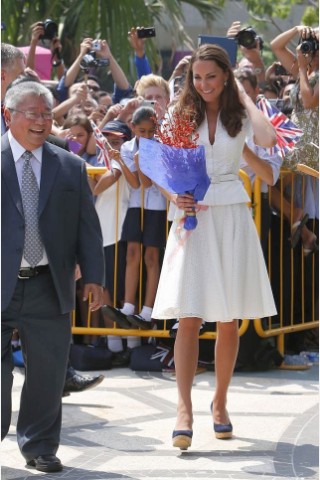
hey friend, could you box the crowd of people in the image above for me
[1,19,318,470]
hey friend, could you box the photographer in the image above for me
[270,26,318,254]
[27,21,65,80]
[127,27,152,78]
[227,21,266,84]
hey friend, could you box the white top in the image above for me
[95,160,130,247]
[197,113,251,206]
[120,137,167,211]
[152,113,276,322]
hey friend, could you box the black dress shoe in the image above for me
[127,314,152,330]
[63,373,104,395]
[111,348,132,367]
[27,454,63,472]
[101,305,132,329]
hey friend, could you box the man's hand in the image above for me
[82,283,104,311]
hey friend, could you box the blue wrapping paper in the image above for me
[139,138,211,230]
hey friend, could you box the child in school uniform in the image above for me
[104,106,167,347]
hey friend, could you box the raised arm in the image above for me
[128,27,152,78]
[270,26,307,79]
[236,80,277,148]
[64,38,93,87]
[97,40,130,90]
[295,29,319,109]
[26,22,45,72]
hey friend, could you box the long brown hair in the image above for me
[175,44,246,137]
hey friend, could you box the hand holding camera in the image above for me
[79,38,94,57]
[127,27,146,57]
[80,39,110,72]
[30,23,46,43]
[136,27,156,39]
[38,19,58,41]
[298,27,319,56]
[236,27,264,51]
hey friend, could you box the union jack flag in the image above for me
[89,119,110,168]
[256,96,303,157]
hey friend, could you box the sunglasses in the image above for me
[88,85,100,92]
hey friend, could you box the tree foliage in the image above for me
[240,0,318,33]
[1,0,221,81]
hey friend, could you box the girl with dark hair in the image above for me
[151,44,277,450]
[103,106,167,343]
[63,113,98,165]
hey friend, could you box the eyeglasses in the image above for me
[8,109,53,120]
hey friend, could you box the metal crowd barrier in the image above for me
[73,166,318,353]
[71,167,253,340]
[253,170,319,355]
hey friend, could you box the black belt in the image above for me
[261,193,269,199]
[18,265,50,279]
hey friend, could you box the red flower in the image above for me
[156,111,199,149]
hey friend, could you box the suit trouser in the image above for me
[1,270,71,461]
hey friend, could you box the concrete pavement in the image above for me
[1,363,319,480]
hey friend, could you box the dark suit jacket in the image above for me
[47,133,70,151]
[1,132,104,313]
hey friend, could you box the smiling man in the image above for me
[1,81,104,472]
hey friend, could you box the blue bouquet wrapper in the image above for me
[139,138,210,230]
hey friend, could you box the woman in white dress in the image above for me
[152,44,277,450]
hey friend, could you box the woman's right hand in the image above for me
[176,193,196,213]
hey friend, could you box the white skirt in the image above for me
[152,203,277,322]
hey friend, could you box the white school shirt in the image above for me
[95,159,130,247]
[120,137,166,211]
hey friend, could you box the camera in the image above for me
[235,27,263,50]
[141,100,156,108]
[92,40,101,51]
[299,38,319,54]
[137,27,156,39]
[275,64,289,76]
[80,51,110,72]
[39,19,58,40]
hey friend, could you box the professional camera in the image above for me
[299,37,319,54]
[80,51,110,72]
[235,27,263,50]
[39,19,58,40]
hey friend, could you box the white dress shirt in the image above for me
[8,131,49,267]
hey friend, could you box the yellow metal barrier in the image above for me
[76,167,319,352]
[253,169,319,354]
[71,167,255,341]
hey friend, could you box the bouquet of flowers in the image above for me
[139,111,210,230]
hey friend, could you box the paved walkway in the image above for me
[2,364,319,480]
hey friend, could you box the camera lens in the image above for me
[80,53,97,70]
[300,38,319,54]
[40,19,58,40]
[300,40,313,53]
[236,28,257,49]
